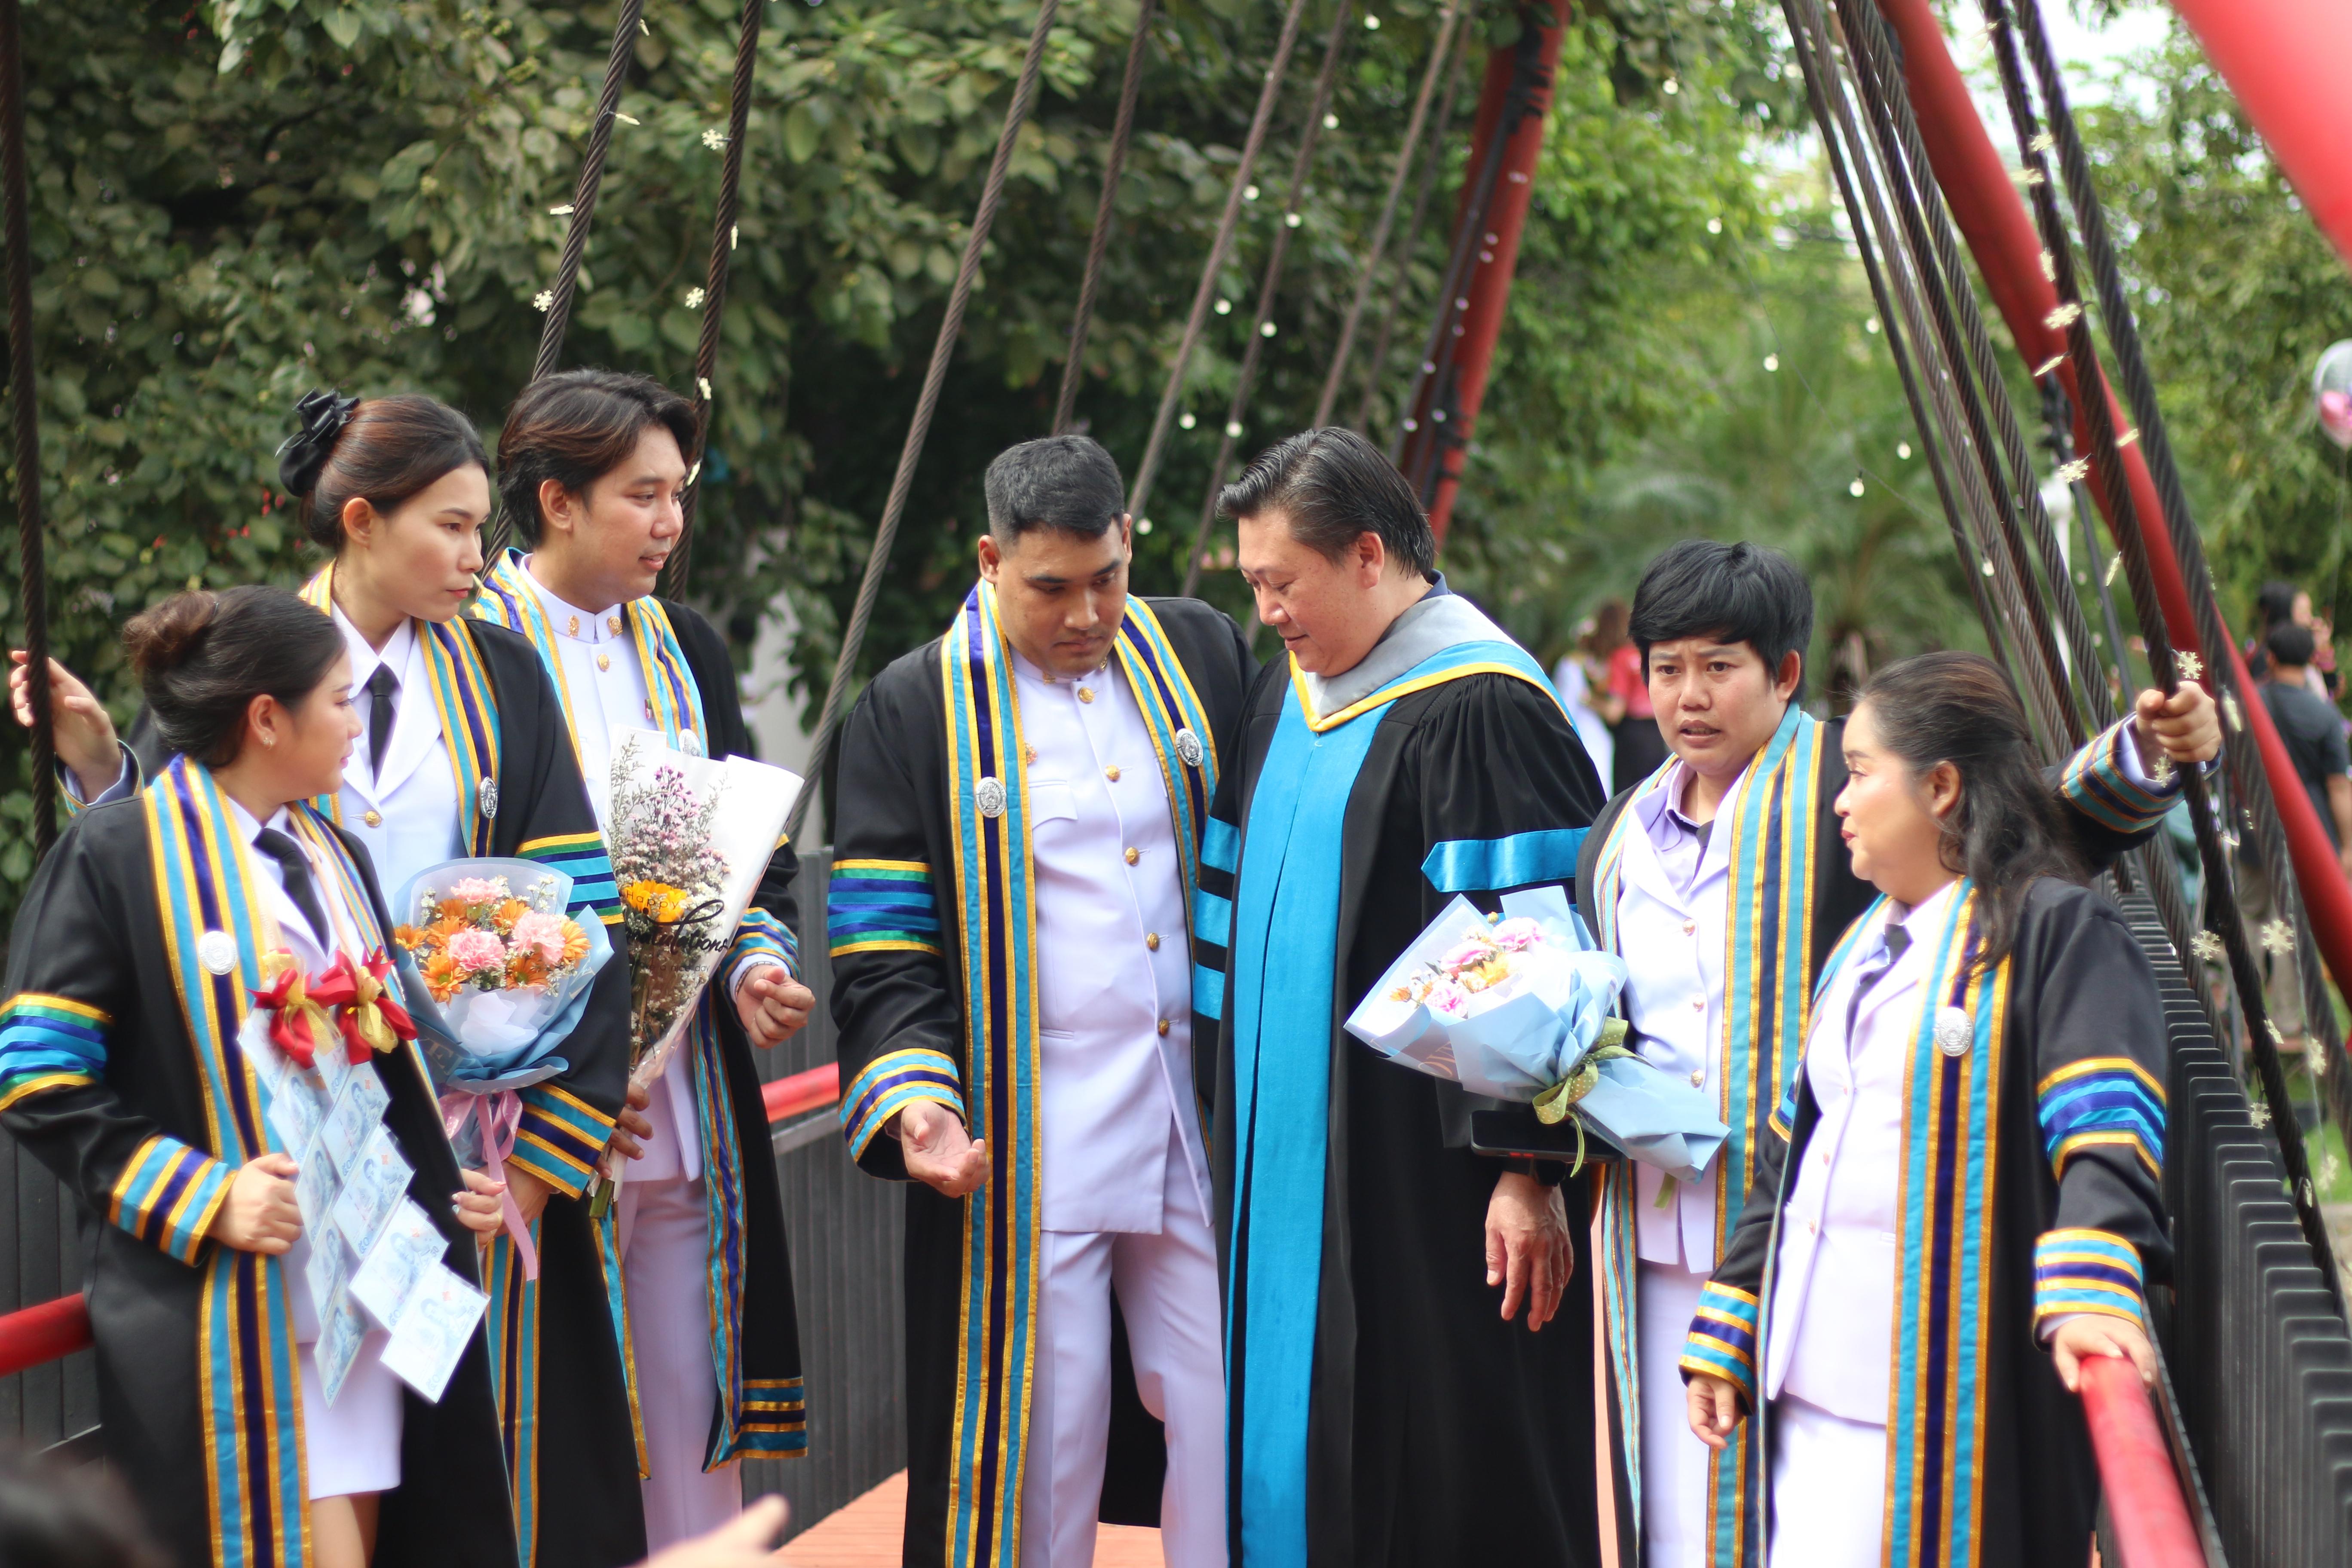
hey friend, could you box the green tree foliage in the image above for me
[0,0,1789,922]
[2076,20,2352,641]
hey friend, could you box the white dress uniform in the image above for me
[1008,648,1226,1568]
[325,610,466,903]
[1761,879,1954,1568]
[517,561,786,1550]
[225,796,408,1501]
[1614,756,1749,1568]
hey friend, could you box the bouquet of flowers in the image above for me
[392,858,613,1274]
[1347,887,1729,1181]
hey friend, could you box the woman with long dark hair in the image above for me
[472,368,809,1550]
[10,392,652,1567]
[1680,651,2168,1567]
[0,587,514,1568]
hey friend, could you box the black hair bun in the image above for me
[122,591,220,680]
[276,389,360,497]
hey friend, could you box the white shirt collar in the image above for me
[220,793,293,848]
[331,605,418,697]
[1880,877,1964,955]
[522,557,628,643]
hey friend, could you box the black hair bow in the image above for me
[276,389,360,497]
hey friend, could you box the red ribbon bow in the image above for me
[325,949,418,1065]
[251,957,336,1071]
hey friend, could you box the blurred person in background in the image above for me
[1595,597,1668,793]
[1551,613,1615,787]
[2236,621,2352,1050]
[2246,579,2338,700]
[0,1446,167,1568]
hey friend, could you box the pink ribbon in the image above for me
[441,1090,538,1280]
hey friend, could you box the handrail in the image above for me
[2079,1353,2207,1568]
[0,1063,848,1381]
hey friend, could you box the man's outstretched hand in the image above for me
[894,1099,989,1198]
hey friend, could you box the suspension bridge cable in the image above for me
[785,0,1063,844]
[661,0,766,600]
[486,0,649,565]
[1126,0,1314,527]
[1052,0,1158,437]
[1356,25,1474,436]
[1178,0,1357,598]
[1981,0,2342,1296]
[0,0,50,861]
[1311,1,1464,431]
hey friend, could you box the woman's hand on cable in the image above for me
[2131,683,2220,767]
[1484,1169,1572,1331]
[451,1169,507,1240]
[606,1080,654,1163]
[2049,1314,2158,1393]
[737,968,815,1049]
[1686,1373,1746,1449]
[209,1154,303,1254]
[9,650,122,799]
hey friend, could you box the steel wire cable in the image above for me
[0,0,50,860]
[486,0,649,565]
[1177,0,1356,599]
[1125,0,1314,527]
[786,0,1063,843]
[1311,1,1464,431]
[659,0,765,600]
[1052,0,1159,437]
[1978,0,2341,1294]
[1354,18,1475,436]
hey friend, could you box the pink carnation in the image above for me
[446,928,509,974]
[1490,917,1546,952]
[510,910,572,966]
[447,876,505,905]
[1438,938,1494,974]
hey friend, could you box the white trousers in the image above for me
[1638,1259,1713,1568]
[1766,1393,1886,1568]
[1019,1132,1227,1568]
[620,1174,740,1552]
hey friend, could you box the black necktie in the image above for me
[367,665,398,778]
[254,828,332,951]
[1845,922,1912,1042]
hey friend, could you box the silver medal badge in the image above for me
[1174,727,1205,769]
[1934,1004,1973,1057]
[196,929,239,977]
[974,776,1008,819]
[477,777,499,821]
[681,730,704,758]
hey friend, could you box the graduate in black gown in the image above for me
[1193,430,1608,1568]
[1682,653,2170,1568]
[1,588,514,1568]
[11,391,649,1568]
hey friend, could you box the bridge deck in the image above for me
[777,1473,1163,1565]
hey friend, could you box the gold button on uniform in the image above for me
[1023,745,1038,765]
[1681,919,1697,936]
[1124,847,1139,865]
[1078,686,1096,704]
[1689,1069,1704,1088]
[1105,765,1121,782]
[1690,996,1704,1011]
[607,615,623,634]
[566,615,579,636]
[1145,933,1161,951]
[362,810,383,828]
[597,653,611,672]
[1157,1020,1170,1037]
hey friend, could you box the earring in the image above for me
[262,732,276,747]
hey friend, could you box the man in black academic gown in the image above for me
[1194,428,1608,1568]
[828,436,1255,1567]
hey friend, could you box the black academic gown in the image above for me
[1197,657,1610,1568]
[827,594,1253,1568]
[1,799,516,1568]
[1693,877,2172,1566]
[471,557,806,1478]
[89,606,648,1568]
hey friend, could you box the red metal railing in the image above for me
[2079,1353,2207,1568]
[0,1063,845,1383]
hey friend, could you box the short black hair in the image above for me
[2268,620,2318,669]
[497,369,698,545]
[1217,427,1436,577]
[1629,539,1814,676]
[984,435,1127,542]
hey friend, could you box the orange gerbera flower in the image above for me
[392,923,427,952]
[435,896,472,923]
[424,915,472,948]
[496,898,531,928]
[422,952,462,1003]
[558,919,590,967]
